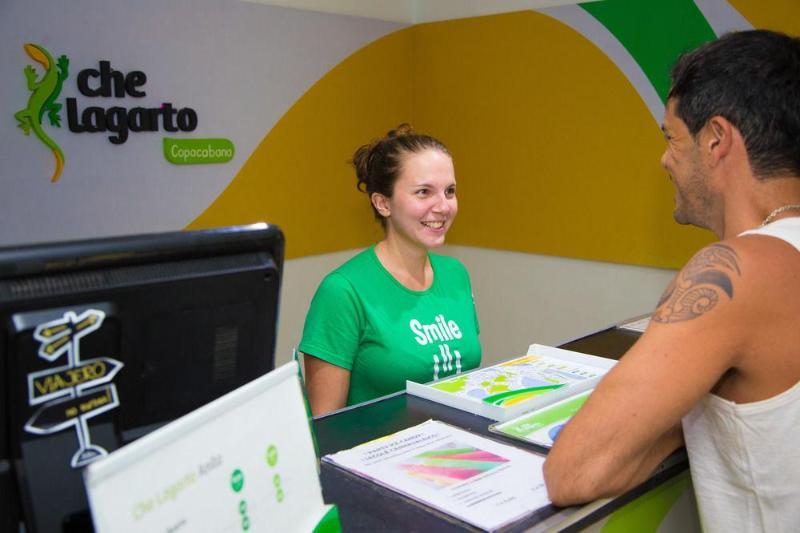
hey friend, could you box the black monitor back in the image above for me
[0,223,283,532]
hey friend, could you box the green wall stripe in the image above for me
[580,0,717,102]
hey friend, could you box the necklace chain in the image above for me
[761,204,800,227]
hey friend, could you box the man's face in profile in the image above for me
[660,99,714,229]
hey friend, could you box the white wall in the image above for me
[2,0,400,245]
[275,246,676,368]
[246,0,591,23]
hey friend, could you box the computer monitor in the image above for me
[0,223,284,532]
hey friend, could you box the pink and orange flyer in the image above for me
[323,420,551,531]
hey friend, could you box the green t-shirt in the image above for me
[299,246,481,406]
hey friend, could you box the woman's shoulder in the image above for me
[430,253,472,288]
[318,247,380,290]
[332,247,378,276]
[430,252,468,273]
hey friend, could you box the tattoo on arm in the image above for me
[653,244,741,324]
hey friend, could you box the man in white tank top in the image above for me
[544,30,800,532]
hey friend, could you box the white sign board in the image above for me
[84,362,333,532]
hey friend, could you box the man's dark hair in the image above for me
[669,29,800,178]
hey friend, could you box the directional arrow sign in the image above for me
[25,383,121,468]
[33,309,105,363]
[28,357,124,406]
[25,384,119,435]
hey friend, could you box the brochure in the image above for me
[406,344,615,421]
[490,389,593,448]
[322,420,551,532]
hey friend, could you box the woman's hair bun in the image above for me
[350,124,450,226]
[386,123,415,138]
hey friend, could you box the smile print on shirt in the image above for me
[409,314,463,379]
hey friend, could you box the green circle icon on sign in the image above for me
[266,444,278,467]
[230,469,244,492]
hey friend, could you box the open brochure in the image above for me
[491,389,593,448]
[322,420,551,532]
[406,344,616,421]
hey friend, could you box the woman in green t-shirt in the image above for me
[299,125,482,416]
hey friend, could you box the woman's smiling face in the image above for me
[375,148,458,251]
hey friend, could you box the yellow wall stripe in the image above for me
[190,2,798,269]
[412,11,712,269]
[187,29,414,259]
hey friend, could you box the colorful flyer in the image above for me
[323,420,551,532]
[407,344,615,421]
[491,390,593,448]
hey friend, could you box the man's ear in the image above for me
[705,115,734,166]
[371,192,390,217]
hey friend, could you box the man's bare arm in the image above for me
[544,242,748,506]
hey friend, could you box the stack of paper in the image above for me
[323,420,552,532]
[407,344,615,421]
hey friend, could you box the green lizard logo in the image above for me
[15,43,69,183]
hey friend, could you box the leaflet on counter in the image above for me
[491,389,593,448]
[322,420,551,532]
[407,344,615,421]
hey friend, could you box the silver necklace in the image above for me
[761,204,800,226]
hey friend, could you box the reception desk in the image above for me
[312,325,700,532]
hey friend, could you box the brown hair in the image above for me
[351,124,450,226]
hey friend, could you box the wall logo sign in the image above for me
[67,59,198,144]
[24,309,124,468]
[15,42,235,183]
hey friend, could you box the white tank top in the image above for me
[682,217,800,533]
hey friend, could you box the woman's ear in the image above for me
[371,192,391,217]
